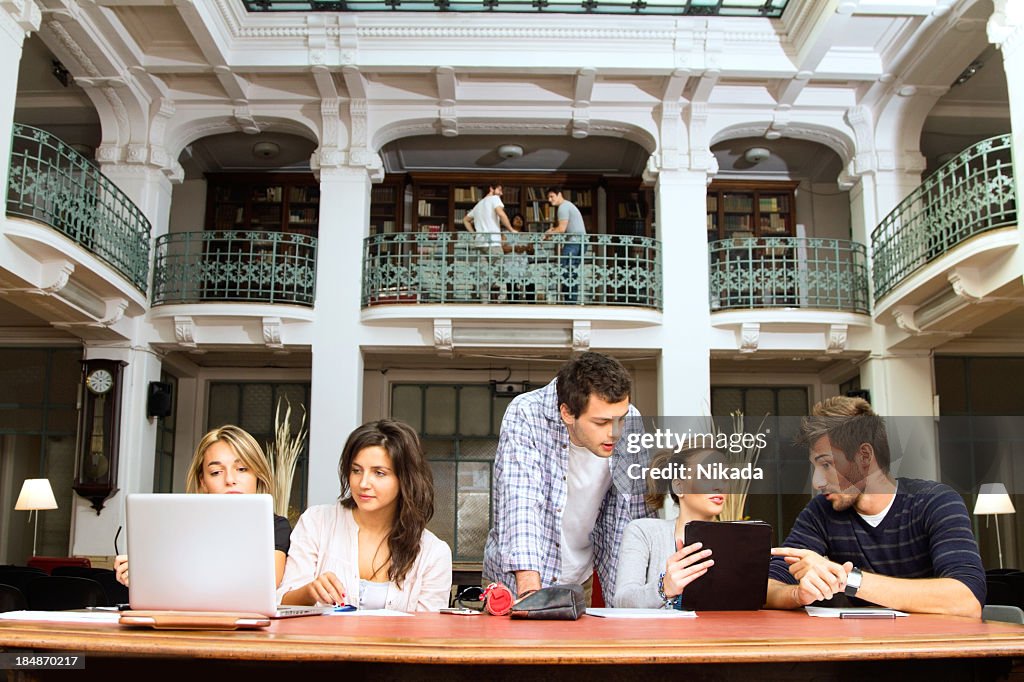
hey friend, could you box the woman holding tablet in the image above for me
[278,419,452,612]
[115,425,291,587]
[614,447,727,608]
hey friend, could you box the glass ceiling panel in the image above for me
[243,0,787,17]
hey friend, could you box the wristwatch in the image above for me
[844,567,863,597]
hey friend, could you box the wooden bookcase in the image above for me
[370,175,406,235]
[409,173,601,235]
[205,173,320,236]
[706,180,798,242]
[606,179,655,238]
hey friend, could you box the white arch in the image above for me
[163,111,321,166]
[709,120,855,169]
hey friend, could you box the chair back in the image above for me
[0,568,48,593]
[0,584,27,612]
[27,576,107,610]
[983,604,1024,624]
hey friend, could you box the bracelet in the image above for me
[657,572,674,608]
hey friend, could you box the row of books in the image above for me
[371,186,397,203]
[289,208,317,224]
[617,202,644,219]
[253,186,283,203]
[288,186,319,203]
[453,187,483,202]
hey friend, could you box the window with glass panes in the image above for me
[207,382,310,523]
[153,373,177,493]
[391,383,530,565]
[711,386,809,543]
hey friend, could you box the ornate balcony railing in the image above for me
[709,237,869,314]
[871,134,1017,301]
[6,124,152,291]
[362,232,661,309]
[152,231,317,306]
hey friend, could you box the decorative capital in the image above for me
[174,315,196,348]
[262,317,283,349]
[739,322,760,353]
[826,324,848,354]
[433,318,453,354]
[572,320,591,352]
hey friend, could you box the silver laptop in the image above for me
[125,493,326,618]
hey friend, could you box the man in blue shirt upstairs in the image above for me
[483,351,651,606]
[766,396,985,618]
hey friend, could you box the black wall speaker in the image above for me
[845,389,871,404]
[147,381,173,418]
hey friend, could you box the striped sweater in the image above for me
[768,478,986,607]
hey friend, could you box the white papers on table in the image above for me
[805,606,908,618]
[325,609,412,617]
[0,610,122,624]
[586,608,697,618]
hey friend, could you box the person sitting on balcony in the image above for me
[614,448,725,609]
[765,396,985,617]
[463,183,514,302]
[278,419,452,611]
[502,213,535,302]
[114,425,291,588]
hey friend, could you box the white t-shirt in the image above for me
[559,442,613,585]
[857,482,898,527]
[470,194,503,245]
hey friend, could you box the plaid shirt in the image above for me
[482,378,652,605]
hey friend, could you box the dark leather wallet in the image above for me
[509,583,586,620]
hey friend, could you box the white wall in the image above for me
[168,179,208,234]
[795,181,851,240]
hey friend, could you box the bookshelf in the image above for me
[606,179,654,238]
[706,181,798,242]
[205,173,320,236]
[410,173,599,235]
[370,175,405,235]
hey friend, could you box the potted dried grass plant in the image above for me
[717,410,768,522]
[266,396,308,520]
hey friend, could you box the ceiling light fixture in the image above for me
[744,147,771,164]
[252,141,280,159]
[497,144,524,159]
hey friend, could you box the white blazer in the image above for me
[277,503,453,612]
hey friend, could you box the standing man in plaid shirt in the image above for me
[483,352,652,606]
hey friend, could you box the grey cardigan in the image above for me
[613,517,677,609]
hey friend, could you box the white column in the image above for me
[655,169,710,416]
[989,1,1024,228]
[71,345,163,557]
[0,1,40,195]
[307,165,368,505]
[101,164,174,239]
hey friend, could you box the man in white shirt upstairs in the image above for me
[463,183,513,302]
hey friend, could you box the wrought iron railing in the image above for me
[709,237,869,313]
[6,124,152,291]
[362,232,661,308]
[871,134,1017,300]
[152,231,317,306]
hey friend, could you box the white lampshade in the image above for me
[973,483,1016,515]
[14,479,58,511]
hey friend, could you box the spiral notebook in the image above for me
[676,520,772,611]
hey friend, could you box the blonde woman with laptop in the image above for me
[613,448,726,608]
[114,425,291,587]
[278,419,453,612]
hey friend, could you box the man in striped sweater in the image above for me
[765,396,985,618]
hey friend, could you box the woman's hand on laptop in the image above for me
[114,555,129,587]
[662,540,714,598]
[302,571,348,606]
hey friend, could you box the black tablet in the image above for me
[677,520,772,611]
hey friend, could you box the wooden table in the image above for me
[2,610,1023,680]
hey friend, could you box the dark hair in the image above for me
[645,448,725,509]
[796,396,891,473]
[546,187,564,197]
[488,183,502,192]
[338,419,435,587]
[555,351,632,418]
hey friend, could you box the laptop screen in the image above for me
[126,494,277,616]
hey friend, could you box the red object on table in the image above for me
[27,556,91,574]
